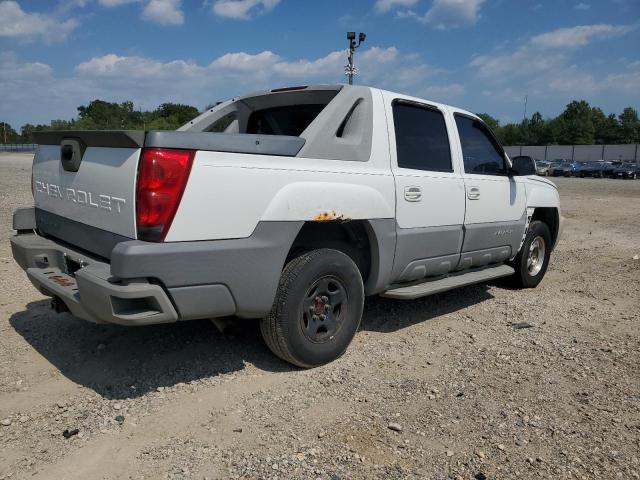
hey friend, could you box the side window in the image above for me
[392,101,452,172]
[206,112,236,133]
[455,115,507,175]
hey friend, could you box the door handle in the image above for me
[467,186,480,200]
[404,186,422,202]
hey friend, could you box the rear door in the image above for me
[383,93,466,283]
[451,113,527,269]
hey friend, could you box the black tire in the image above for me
[508,220,552,288]
[260,248,364,368]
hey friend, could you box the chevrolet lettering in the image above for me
[34,181,126,213]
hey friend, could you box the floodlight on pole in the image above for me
[345,31,366,85]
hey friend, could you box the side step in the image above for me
[381,264,514,300]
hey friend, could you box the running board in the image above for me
[381,264,514,300]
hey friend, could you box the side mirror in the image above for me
[510,155,536,176]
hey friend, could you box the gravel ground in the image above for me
[0,153,639,480]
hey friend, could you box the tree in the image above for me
[558,100,595,144]
[0,122,19,144]
[591,108,620,144]
[476,113,500,131]
[497,123,522,146]
[76,100,144,129]
[20,123,50,143]
[153,103,199,125]
[618,107,639,143]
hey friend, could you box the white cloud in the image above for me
[98,0,140,6]
[530,24,634,49]
[142,0,184,25]
[212,0,280,20]
[0,52,53,82]
[469,23,640,104]
[574,2,590,10]
[76,54,201,78]
[420,83,465,101]
[66,46,438,114]
[210,51,280,71]
[0,1,78,42]
[421,0,485,29]
[374,0,418,13]
[96,0,184,25]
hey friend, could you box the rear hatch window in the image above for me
[246,104,327,136]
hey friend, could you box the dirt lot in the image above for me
[0,152,638,479]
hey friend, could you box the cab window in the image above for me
[455,114,507,175]
[393,101,453,172]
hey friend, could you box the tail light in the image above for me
[136,148,195,242]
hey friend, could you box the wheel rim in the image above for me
[527,236,546,276]
[300,276,348,343]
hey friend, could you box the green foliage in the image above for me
[483,100,639,145]
[476,113,500,131]
[3,98,638,145]
[0,122,20,144]
[1,99,201,143]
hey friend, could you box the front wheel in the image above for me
[508,220,552,288]
[260,249,364,368]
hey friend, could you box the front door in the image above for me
[383,93,466,283]
[452,113,527,269]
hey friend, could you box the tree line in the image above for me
[1,98,639,145]
[0,100,200,144]
[478,100,640,146]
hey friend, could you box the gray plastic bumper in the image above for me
[11,207,304,323]
[11,233,179,326]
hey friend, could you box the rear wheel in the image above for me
[508,220,552,288]
[260,249,364,368]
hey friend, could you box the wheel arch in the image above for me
[285,218,396,296]
[531,207,560,251]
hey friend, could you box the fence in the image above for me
[505,144,639,162]
[0,144,38,153]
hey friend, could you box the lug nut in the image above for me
[312,315,319,321]
[320,314,326,320]
[321,296,328,302]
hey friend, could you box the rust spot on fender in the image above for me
[313,211,350,222]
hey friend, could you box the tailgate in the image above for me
[32,131,144,257]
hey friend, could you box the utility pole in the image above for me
[522,94,528,122]
[345,32,366,85]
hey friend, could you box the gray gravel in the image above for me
[0,153,639,479]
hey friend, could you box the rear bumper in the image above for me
[11,208,303,325]
[12,233,180,326]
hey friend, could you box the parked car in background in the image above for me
[551,162,578,177]
[603,161,622,177]
[612,163,639,179]
[577,161,606,178]
[535,160,551,176]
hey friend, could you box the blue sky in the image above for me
[1,0,639,129]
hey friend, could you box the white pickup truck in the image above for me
[12,84,562,367]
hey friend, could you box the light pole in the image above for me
[345,31,366,85]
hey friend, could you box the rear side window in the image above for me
[392,102,452,172]
[455,115,507,175]
[246,104,326,136]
